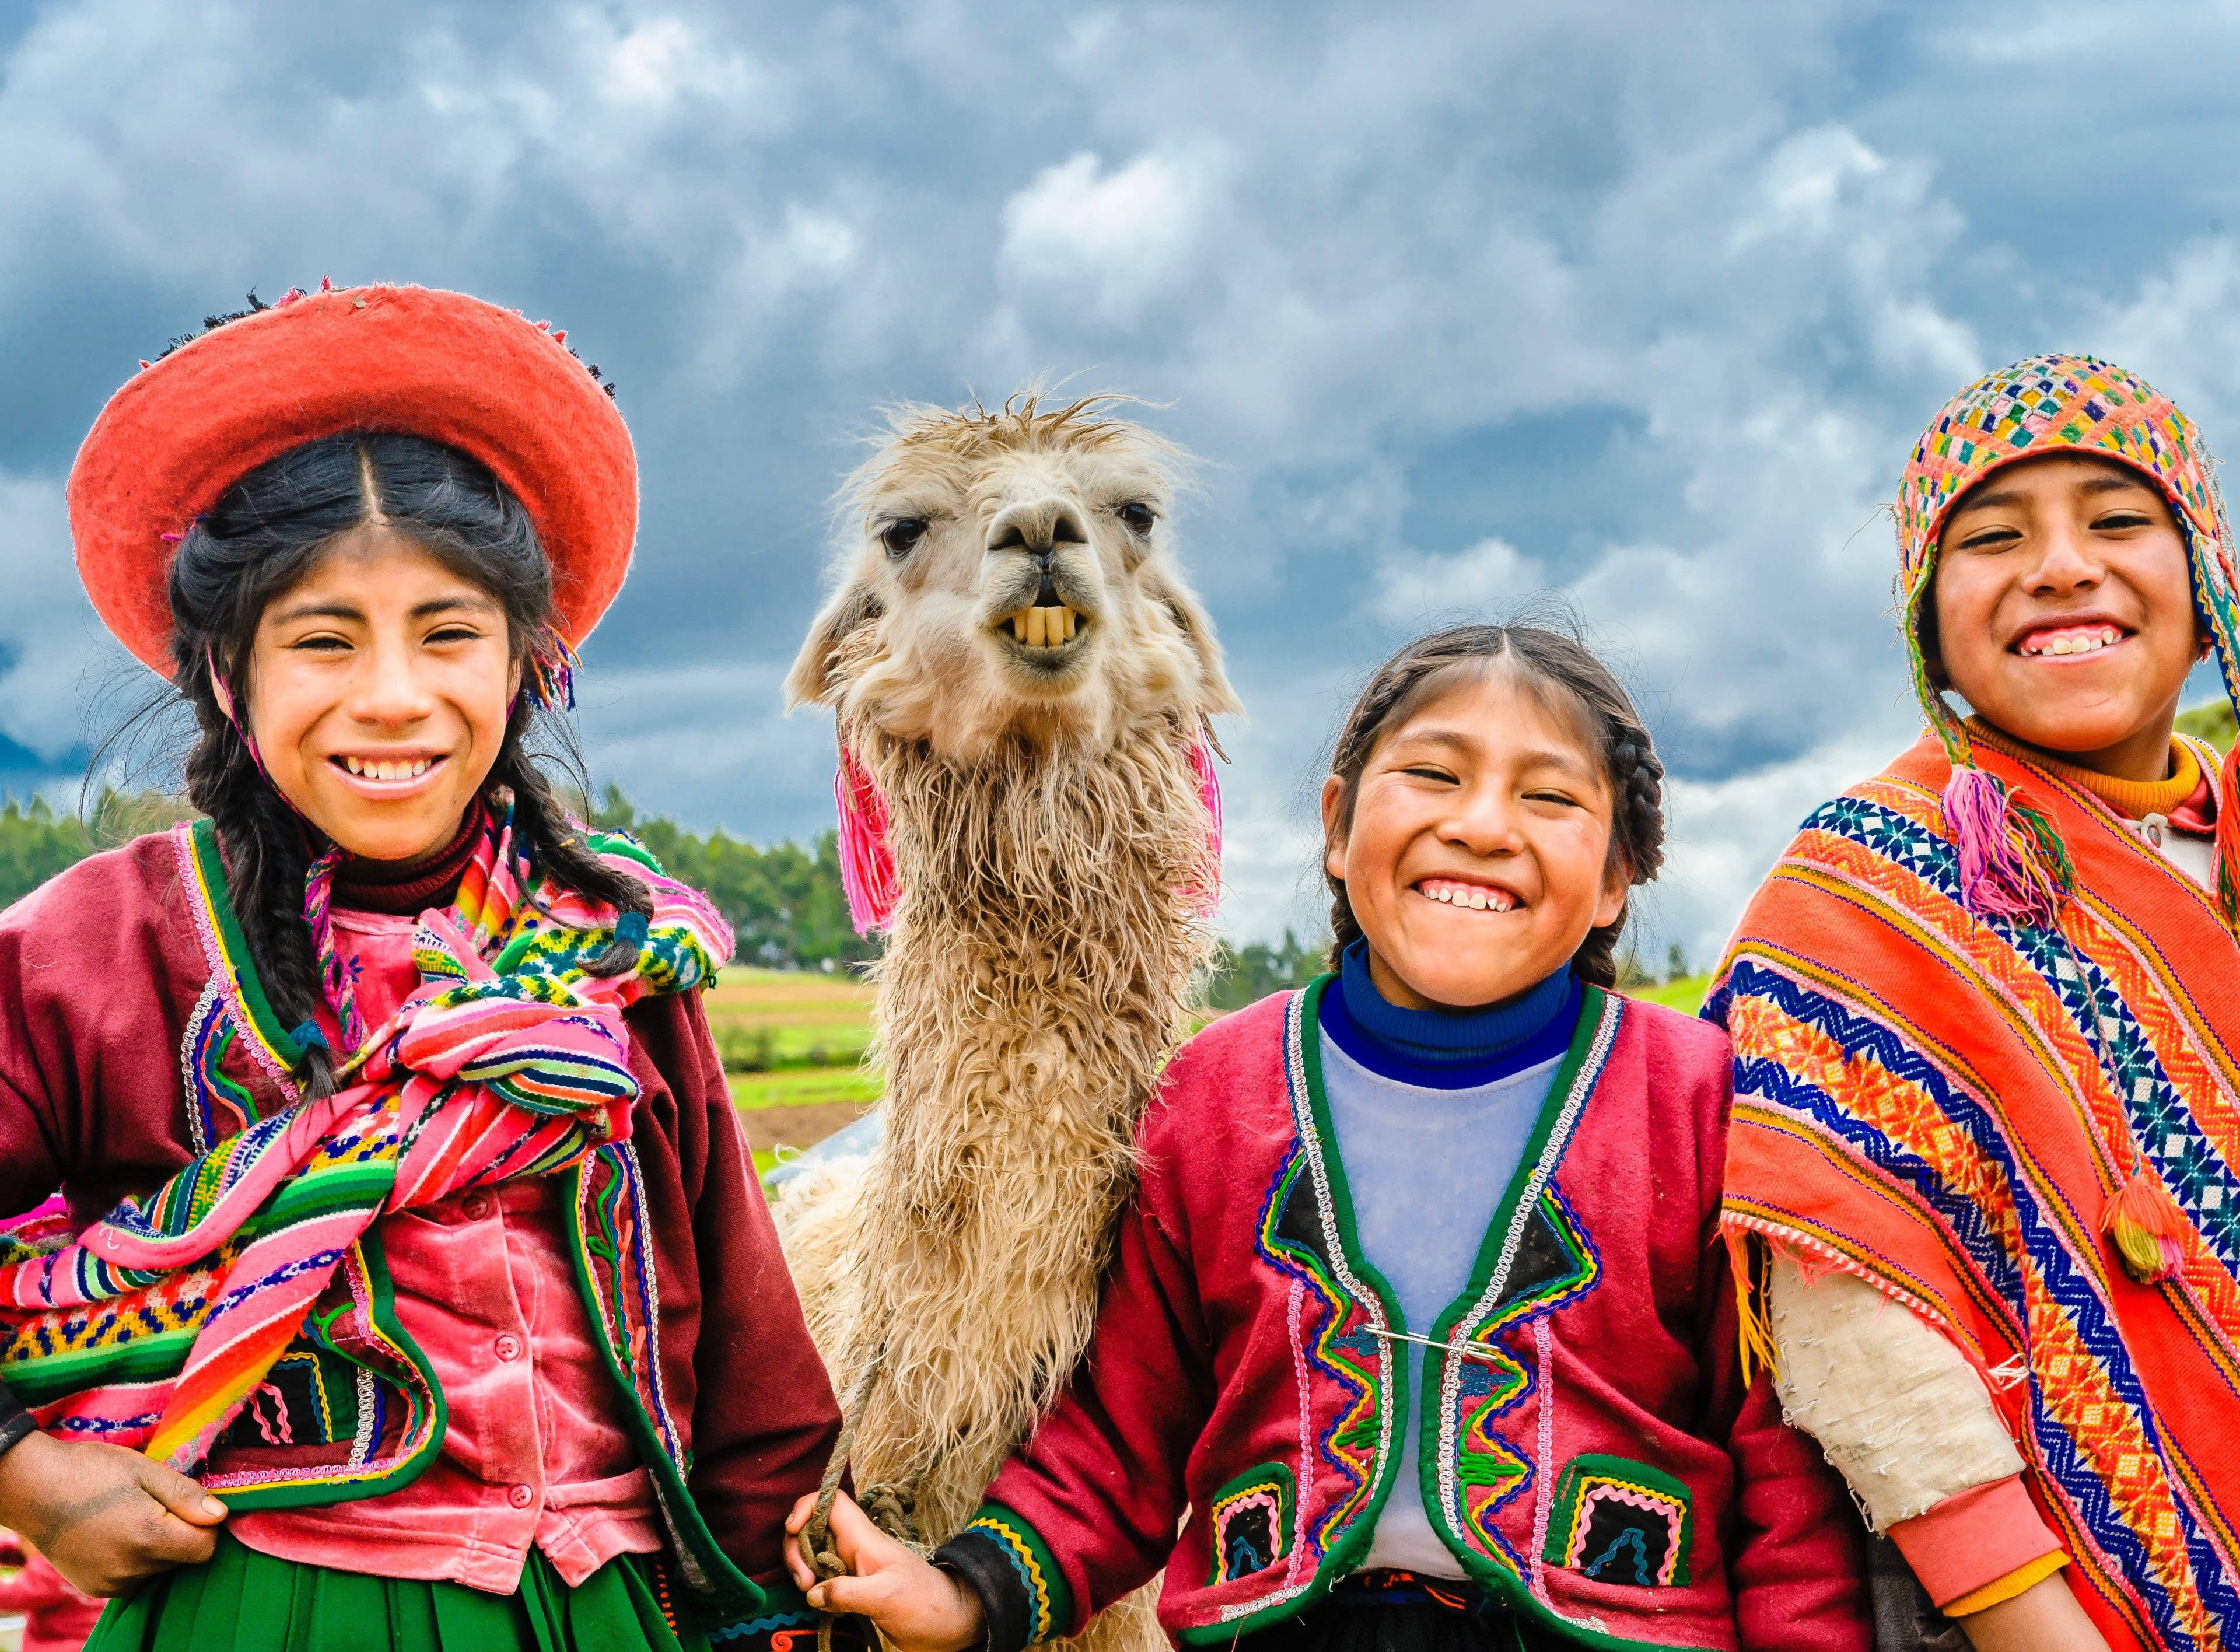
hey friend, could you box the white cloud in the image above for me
[2089,237,2240,436]
[1652,724,1922,968]
[1373,538,1545,626]
[601,15,771,110]
[999,149,1224,327]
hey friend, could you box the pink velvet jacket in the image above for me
[0,830,839,1640]
[946,982,1870,1652]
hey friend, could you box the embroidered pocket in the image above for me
[1542,1455,1692,1587]
[1208,1462,1296,1584]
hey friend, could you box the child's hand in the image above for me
[0,1433,227,1597]
[785,1491,986,1652]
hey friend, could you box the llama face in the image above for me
[788,397,1239,762]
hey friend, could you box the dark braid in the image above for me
[1322,618,1667,990]
[167,431,649,1095]
[181,676,342,1097]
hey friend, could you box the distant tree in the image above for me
[592,785,877,971]
[1199,928,1329,1012]
[1664,940,1689,983]
[0,791,196,910]
[2175,698,2236,754]
[0,783,877,972]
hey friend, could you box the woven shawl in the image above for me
[0,803,731,1478]
[1714,733,2240,1652]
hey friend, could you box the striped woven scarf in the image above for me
[0,800,732,1474]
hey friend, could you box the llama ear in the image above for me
[786,583,884,708]
[1144,565,1242,717]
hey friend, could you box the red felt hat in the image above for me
[68,282,637,676]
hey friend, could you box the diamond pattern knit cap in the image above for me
[68,281,637,677]
[1896,354,2240,925]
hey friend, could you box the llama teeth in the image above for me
[1027,607,1048,647]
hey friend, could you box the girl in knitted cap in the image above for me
[0,284,840,1652]
[1712,357,2240,1651]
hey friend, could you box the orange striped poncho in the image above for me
[1714,728,2240,1651]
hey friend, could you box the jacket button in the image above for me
[495,1334,522,1361]
[508,1484,534,1510]
[463,1195,491,1221]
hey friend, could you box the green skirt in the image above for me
[86,1534,710,1652]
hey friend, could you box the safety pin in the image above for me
[1363,1326,1502,1364]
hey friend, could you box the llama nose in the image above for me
[986,498,1087,558]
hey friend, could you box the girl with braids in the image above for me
[0,284,839,1652]
[785,621,1870,1652]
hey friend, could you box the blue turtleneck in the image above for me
[1315,941,1582,1577]
[1321,938,1578,1088]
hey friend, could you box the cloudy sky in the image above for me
[5,0,2239,965]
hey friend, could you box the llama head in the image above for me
[786,394,1239,761]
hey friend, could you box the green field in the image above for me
[1626,974,1710,1014]
[719,962,1715,1168]
[704,967,876,1069]
[730,1064,882,1110]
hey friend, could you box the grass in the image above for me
[704,967,876,1069]
[1626,974,1711,1015]
[709,971,881,1175]
[729,1065,883,1111]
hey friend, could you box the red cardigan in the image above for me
[0,830,839,1641]
[940,982,1869,1651]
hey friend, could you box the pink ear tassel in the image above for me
[1944,766,2062,928]
[836,747,901,935]
[1185,733,1224,916]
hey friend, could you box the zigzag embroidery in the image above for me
[1800,792,2240,1269]
[1727,959,2233,1647]
[1254,1147,1378,1561]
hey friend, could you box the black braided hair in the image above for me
[170,431,649,1100]
[1322,618,1667,990]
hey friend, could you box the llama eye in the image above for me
[1116,502,1156,533]
[881,519,928,557]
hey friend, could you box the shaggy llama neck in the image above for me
[841,712,1214,1532]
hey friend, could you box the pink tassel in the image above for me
[1184,733,1224,916]
[1944,766,2063,928]
[835,747,900,935]
[2215,743,2240,928]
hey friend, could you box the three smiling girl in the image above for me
[0,289,2218,1652]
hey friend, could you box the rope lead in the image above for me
[799,1349,889,1652]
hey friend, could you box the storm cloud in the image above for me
[5,0,2237,963]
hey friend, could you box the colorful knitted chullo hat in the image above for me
[69,280,637,691]
[1896,353,2240,928]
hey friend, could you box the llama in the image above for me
[776,394,1237,1652]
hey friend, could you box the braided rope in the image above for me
[798,1349,891,1652]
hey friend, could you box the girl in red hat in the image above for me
[0,284,840,1652]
